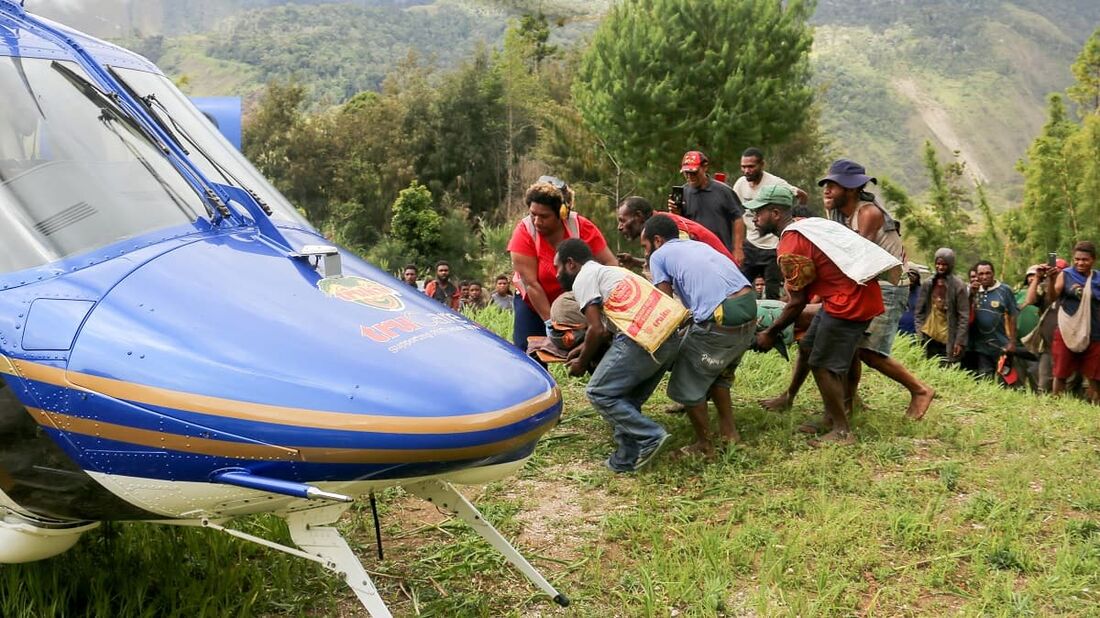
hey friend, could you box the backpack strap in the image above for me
[521,213,581,256]
[514,213,582,300]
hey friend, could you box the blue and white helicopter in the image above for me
[0,1,567,614]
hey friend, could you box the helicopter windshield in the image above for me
[0,56,207,275]
[110,67,310,227]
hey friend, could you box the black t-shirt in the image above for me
[682,178,743,251]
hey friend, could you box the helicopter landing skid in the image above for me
[405,479,570,609]
[201,481,567,617]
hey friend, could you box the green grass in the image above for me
[4,322,1100,616]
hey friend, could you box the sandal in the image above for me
[797,414,832,435]
[670,443,715,461]
[807,430,856,448]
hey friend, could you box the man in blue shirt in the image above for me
[970,260,1018,379]
[642,215,756,457]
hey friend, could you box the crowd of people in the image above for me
[904,242,1099,401]
[408,148,1100,473]
[405,261,513,313]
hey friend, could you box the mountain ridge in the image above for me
[25,0,1100,202]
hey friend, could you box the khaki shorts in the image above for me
[860,283,908,356]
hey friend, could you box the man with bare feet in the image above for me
[643,215,756,458]
[819,160,935,420]
[749,185,891,447]
[757,304,818,413]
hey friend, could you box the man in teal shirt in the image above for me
[970,260,1018,379]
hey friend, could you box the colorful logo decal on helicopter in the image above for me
[318,276,404,311]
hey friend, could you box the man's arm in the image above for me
[758,246,815,350]
[793,186,809,205]
[951,279,969,357]
[616,253,644,270]
[568,303,609,376]
[856,205,885,241]
[656,281,674,297]
[1004,309,1017,354]
[511,252,551,320]
[757,287,808,351]
[593,245,620,267]
[1047,269,1064,308]
[1003,287,1018,353]
[913,281,929,332]
[732,218,745,265]
[1024,267,1043,307]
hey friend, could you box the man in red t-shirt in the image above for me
[615,196,736,267]
[423,260,460,310]
[749,186,884,447]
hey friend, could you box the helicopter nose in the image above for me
[56,233,560,482]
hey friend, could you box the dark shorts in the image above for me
[1052,330,1100,381]
[799,311,871,374]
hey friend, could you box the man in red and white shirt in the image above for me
[615,196,735,268]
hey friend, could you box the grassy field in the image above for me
[3,309,1099,616]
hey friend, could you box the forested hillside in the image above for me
[811,0,1100,198]
[24,0,1100,282]
[31,0,1098,201]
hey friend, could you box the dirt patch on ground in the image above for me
[506,463,618,562]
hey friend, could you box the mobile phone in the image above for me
[1048,252,1057,267]
[670,185,685,210]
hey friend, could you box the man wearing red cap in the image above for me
[669,151,745,264]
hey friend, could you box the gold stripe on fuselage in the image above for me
[1,355,559,435]
[26,407,555,464]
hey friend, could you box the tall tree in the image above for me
[516,12,558,74]
[417,48,509,219]
[886,142,978,266]
[495,22,548,216]
[1015,94,1080,260]
[390,181,443,262]
[1068,27,1100,116]
[1061,112,1100,244]
[573,0,816,196]
[244,81,335,224]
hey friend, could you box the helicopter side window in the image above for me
[0,57,206,275]
[0,76,48,179]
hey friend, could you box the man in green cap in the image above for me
[748,185,890,446]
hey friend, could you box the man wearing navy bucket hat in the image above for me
[820,159,936,421]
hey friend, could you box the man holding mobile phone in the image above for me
[667,151,745,265]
